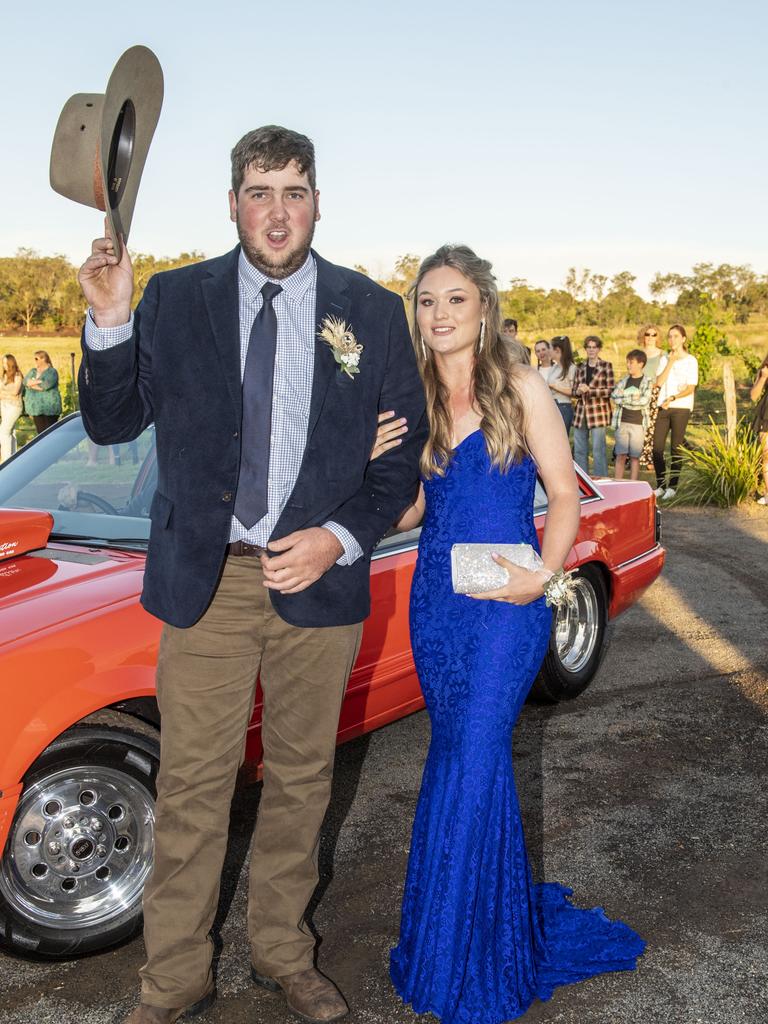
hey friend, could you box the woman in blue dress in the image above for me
[375,245,645,1024]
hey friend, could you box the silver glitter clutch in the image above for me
[451,543,544,594]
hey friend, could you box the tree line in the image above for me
[0,249,205,333]
[2,249,768,335]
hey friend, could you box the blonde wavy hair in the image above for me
[410,244,528,478]
[637,323,662,346]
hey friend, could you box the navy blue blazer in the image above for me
[79,247,427,628]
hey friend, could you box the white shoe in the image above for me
[653,487,664,498]
[757,495,768,505]
[662,488,676,501]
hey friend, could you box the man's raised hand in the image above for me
[78,220,134,328]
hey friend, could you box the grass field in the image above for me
[3,324,767,495]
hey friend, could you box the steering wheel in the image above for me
[58,490,120,516]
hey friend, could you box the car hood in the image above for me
[0,543,146,648]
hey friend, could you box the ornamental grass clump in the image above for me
[674,418,763,507]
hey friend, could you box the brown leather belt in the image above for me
[227,540,269,557]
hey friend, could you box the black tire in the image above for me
[530,563,610,702]
[0,724,159,958]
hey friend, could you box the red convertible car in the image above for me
[0,415,664,958]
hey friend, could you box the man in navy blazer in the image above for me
[78,126,426,1024]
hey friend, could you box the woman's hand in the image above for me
[370,410,408,461]
[468,555,547,605]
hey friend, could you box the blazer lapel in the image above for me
[306,251,352,440]
[201,246,242,424]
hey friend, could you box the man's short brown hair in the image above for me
[230,125,316,195]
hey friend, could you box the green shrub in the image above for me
[61,372,79,415]
[674,418,763,507]
[689,293,730,381]
[730,344,763,377]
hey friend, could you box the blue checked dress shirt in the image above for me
[84,250,362,564]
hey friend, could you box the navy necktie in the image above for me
[234,281,282,529]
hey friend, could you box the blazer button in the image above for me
[221,491,233,502]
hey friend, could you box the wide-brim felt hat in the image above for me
[50,45,164,261]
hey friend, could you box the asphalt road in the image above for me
[2,506,767,1024]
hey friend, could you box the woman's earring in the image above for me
[419,333,427,360]
[479,319,486,353]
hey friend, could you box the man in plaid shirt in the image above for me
[572,335,615,477]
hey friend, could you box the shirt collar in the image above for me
[238,248,315,306]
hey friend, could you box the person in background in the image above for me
[750,352,768,505]
[652,325,698,501]
[503,317,531,362]
[571,335,614,477]
[611,349,651,481]
[651,325,700,501]
[0,354,24,462]
[638,323,663,469]
[549,335,577,434]
[502,317,519,340]
[534,338,556,378]
[23,351,62,435]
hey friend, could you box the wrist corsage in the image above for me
[539,567,577,608]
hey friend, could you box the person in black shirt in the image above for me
[611,350,652,480]
[751,352,768,505]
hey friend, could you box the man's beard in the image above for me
[237,215,316,280]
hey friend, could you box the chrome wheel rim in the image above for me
[0,765,154,929]
[554,576,599,674]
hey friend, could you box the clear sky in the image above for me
[1,0,766,296]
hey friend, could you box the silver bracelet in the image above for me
[538,567,578,608]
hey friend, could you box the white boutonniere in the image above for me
[319,315,363,379]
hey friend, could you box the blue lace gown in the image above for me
[390,430,645,1024]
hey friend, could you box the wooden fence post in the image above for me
[722,359,737,445]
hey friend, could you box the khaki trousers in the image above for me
[139,556,363,1008]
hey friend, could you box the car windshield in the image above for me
[0,415,583,552]
[0,415,156,547]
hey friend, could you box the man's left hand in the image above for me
[261,527,344,593]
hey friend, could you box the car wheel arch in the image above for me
[89,698,161,732]
[2,681,160,788]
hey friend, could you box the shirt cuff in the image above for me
[84,309,134,350]
[323,521,364,566]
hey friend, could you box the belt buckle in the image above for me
[243,542,265,557]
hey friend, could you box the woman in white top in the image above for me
[652,325,699,500]
[534,339,557,381]
[0,353,24,462]
[549,335,577,434]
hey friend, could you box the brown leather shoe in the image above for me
[251,965,348,1022]
[122,986,216,1023]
